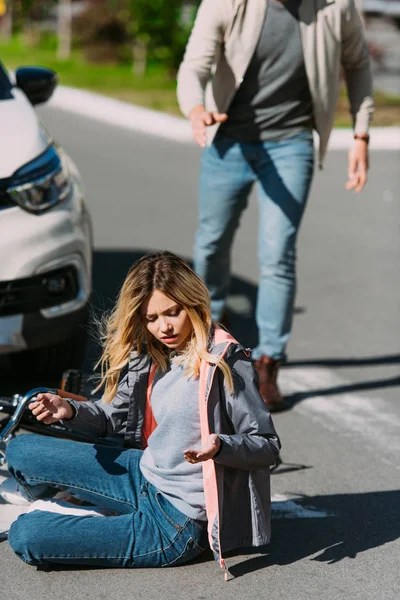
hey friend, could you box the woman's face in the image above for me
[141,289,193,352]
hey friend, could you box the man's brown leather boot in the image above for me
[253,356,287,412]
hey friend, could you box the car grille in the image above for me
[0,266,80,317]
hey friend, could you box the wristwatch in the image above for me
[354,133,370,144]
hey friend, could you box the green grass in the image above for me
[2,36,400,124]
[1,36,180,114]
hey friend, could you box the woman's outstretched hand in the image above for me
[184,434,221,463]
[29,393,74,425]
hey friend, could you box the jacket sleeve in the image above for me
[177,0,225,117]
[340,0,374,133]
[213,352,281,470]
[60,372,130,439]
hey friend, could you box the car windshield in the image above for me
[0,61,14,100]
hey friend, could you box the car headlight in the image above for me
[7,145,72,215]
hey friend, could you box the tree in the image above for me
[57,0,72,59]
[127,0,199,75]
[74,0,200,75]
[0,1,12,39]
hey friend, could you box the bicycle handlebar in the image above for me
[0,387,57,444]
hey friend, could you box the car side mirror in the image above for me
[15,66,58,105]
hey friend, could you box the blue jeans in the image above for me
[6,435,208,567]
[195,131,314,360]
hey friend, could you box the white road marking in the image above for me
[279,367,400,466]
[0,491,332,538]
[271,494,334,519]
[48,86,400,150]
[1,363,397,537]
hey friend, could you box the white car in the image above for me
[0,62,93,379]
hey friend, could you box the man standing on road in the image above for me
[177,0,373,411]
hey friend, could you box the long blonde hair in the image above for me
[94,251,234,403]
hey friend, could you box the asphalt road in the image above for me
[1,107,399,600]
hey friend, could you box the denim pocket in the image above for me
[154,491,185,530]
[164,536,206,567]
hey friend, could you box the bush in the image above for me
[74,1,129,63]
[73,0,200,73]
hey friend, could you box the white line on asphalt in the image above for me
[0,491,333,538]
[271,494,334,519]
[279,367,400,466]
[48,86,400,150]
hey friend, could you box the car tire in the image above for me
[10,326,87,383]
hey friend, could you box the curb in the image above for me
[48,85,400,150]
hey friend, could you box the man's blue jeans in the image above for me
[195,131,314,360]
[6,435,208,567]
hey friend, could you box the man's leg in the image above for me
[194,134,255,321]
[251,132,314,409]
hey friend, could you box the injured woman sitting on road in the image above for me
[6,251,280,574]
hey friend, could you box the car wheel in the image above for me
[10,327,87,383]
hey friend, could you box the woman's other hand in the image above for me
[184,434,221,463]
[29,393,74,424]
[189,105,228,147]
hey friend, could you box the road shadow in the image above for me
[2,489,398,579]
[286,354,400,368]
[282,356,400,409]
[1,248,399,405]
[284,374,400,408]
[86,250,400,405]
[228,489,400,578]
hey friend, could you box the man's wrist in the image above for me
[189,105,206,120]
[354,133,369,144]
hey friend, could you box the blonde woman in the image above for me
[6,251,280,573]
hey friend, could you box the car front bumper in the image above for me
[0,170,93,354]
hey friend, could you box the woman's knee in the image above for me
[6,434,40,473]
[8,512,44,565]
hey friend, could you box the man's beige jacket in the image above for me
[177,0,374,164]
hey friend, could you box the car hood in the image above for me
[0,88,51,179]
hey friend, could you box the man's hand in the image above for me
[29,393,74,425]
[346,139,369,193]
[184,434,221,463]
[189,105,228,147]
